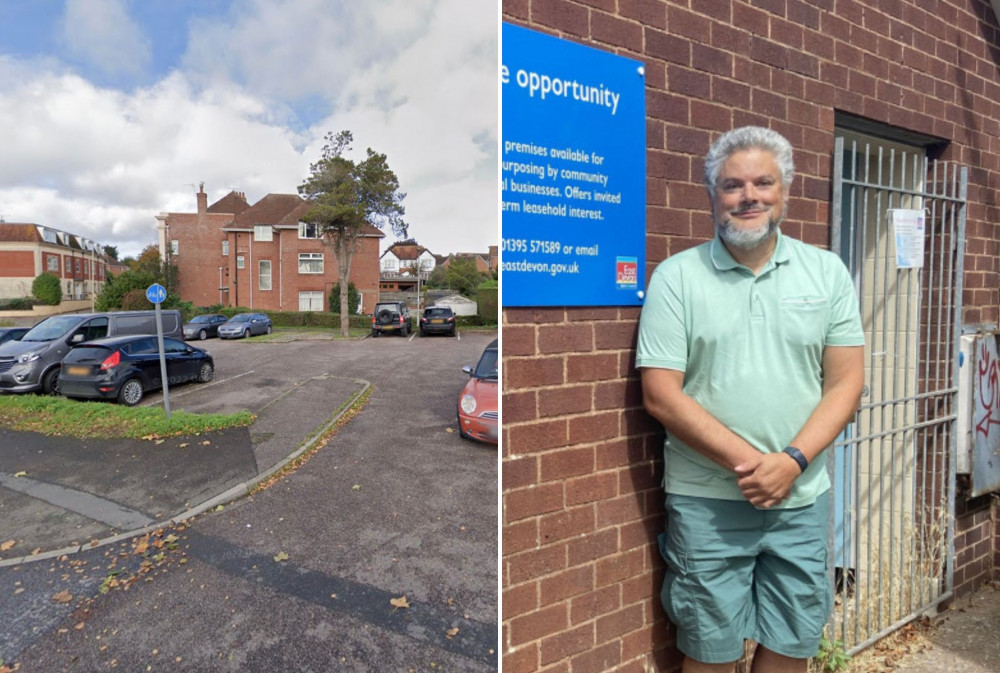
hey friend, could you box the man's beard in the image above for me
[715,208,782,250]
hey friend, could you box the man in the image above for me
[636,126,865,673]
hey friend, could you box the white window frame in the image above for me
[298,291,324,311]
[170,240,179,256]
[222,240,229,256]
[298,253,323,274]
[65,258,71,273]
[259,260,272,291]
[254,225,273,242]
[46,255,59,272]
[298,221,320,239]
[236,255,245,270]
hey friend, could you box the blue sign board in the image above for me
[146,283,167,304]
[502,22,646,306]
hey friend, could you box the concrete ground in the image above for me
[886,581,1000,673]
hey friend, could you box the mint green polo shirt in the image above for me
[636,231,865,508]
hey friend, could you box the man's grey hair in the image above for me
[703,126,795,196]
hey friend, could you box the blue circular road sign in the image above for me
[146,283,167,304]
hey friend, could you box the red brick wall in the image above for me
[0,250,36,277]
[501,2,1000,672]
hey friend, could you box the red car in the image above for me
[458,338,498,444]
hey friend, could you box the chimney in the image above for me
[197,182,207,215]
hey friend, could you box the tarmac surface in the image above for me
[0,330,498,671]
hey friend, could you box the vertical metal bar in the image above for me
[946,166,967,597]
[830,137,845,646]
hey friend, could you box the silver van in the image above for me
[0,310,182,394]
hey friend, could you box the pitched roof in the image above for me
[232,193,304,227]
[0,223,42,243]
[208,191,251,215]
[384,243,428,260]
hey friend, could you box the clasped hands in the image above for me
[734,452,801,509]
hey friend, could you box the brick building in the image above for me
[0,222,108,301]
[157,185,383,314]
[502,3,1000,673]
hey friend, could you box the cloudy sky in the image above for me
[0,0,497,259]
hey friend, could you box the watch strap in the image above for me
[782,446,809,473]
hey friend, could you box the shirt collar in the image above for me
[710,228,791,273]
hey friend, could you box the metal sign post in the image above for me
[145,283,171,419]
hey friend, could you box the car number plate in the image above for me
[66,365,89,376]
[431,319,444,324]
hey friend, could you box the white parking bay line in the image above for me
[142,370,256,403]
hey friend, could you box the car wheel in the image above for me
[243,328,251,339]
[42,367,60,395]
[377,309,392,324]
[266,325,272,335]
[371,330,378,338]
[457,413,472,441]
[197,362,214,383]
[420,329,426,337]
[118,379,144,406]
[198,329,207,340]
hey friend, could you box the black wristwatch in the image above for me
[782,446,809,473]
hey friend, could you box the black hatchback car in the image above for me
[58,335,214,406]
[419,306,457,337]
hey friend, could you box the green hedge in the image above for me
[477,283,498,322]
[0,297,36,310]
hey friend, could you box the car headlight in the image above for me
[461,394,477,414]
[17,351,41,364]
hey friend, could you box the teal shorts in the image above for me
[658,492,831,663]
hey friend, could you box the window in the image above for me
[299,221,320,239]
[170,240,179,256]
[237,255,245,269]
[75,259,81,274]
[65,258,72,272]
[382,257,398,271]
[298,253,323,274]
[259,260,272,291]
[254,225,273,242]
[46,255,59,272]
[299,291,323,311]
[222,240,229,256]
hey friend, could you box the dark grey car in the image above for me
[183,314,229,340]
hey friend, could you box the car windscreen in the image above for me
[473,349,498,380]
[190,315,212,324]
[20,316,83,342]
[63,345,114,363]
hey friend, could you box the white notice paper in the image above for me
[891,209,925,269]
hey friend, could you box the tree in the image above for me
[299,130,407,336]
[328,281,360,315]
[103,245,119,261]
[96,246,179,311]
[32,273,62,305]
[425,265,448,288]
[446,257,488,298]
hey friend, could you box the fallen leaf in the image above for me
[201,440,211,445]
[446,427,454,433]
[0,540,15,552]
[74,622,85,630]
[178,443,189,448]
[390,596,410,609]
[52,590,73,603]
[13,471,27,477]
[352,484,361,491]
[446,627,459,639]
[273,551,289,562]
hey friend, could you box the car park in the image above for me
[0,327,29,345]
[457,338,498,444]
[419,306,457,337]
[183,313,229,340]
[58,334,214,406]
[371,301,413,337]
[218,313,272,339]
[0,310,183,394]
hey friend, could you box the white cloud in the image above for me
[59,0,152,79]
[0,0,497,261]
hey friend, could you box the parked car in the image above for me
[0,310,183,395]
[182,314,229,340]
[0,327,29,345]
[371,301,413,337]
[58,335,214,406]
[420,306,457,337]
[458,338,498,444]
[218,313,272,339]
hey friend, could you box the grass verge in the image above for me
[0,394,254,439]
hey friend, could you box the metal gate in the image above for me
[829,135,967,654]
